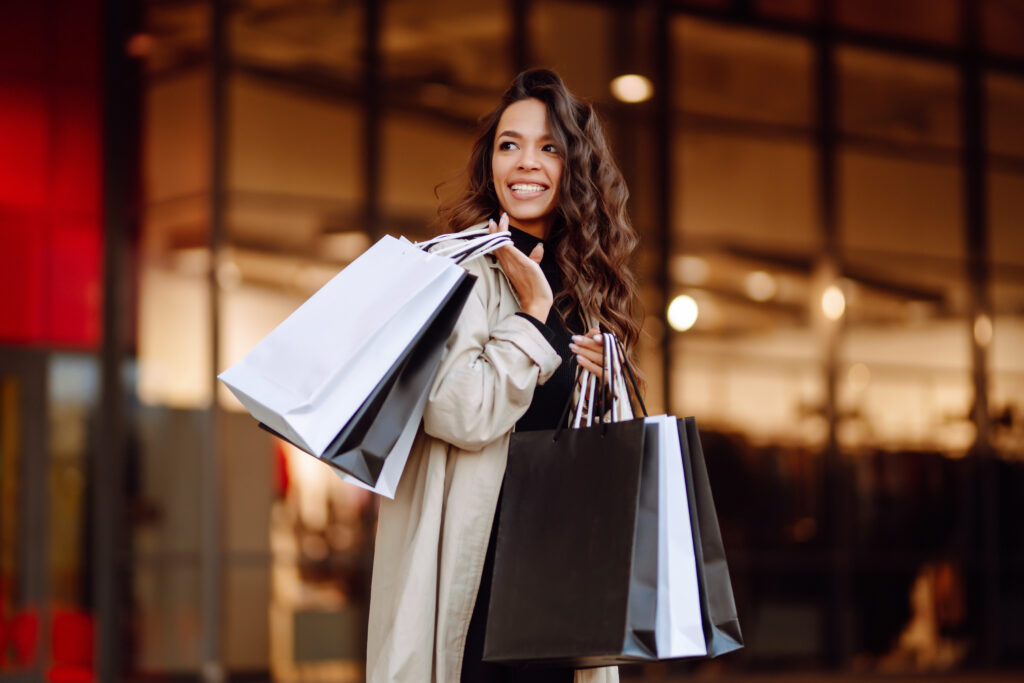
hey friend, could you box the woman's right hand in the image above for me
[488,213,553,322]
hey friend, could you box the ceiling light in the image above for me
[610,74,654,103]
[667,294,699,332]
[821,285,846,320]
[744,270,777,301]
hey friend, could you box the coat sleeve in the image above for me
[421,260,562,452]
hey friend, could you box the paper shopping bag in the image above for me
[483,417,659,667]
[677,417,744,657]
[219,235,465,456]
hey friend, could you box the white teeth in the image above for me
[511,183,546,193]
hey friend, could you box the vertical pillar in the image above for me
[363,0,381,237]
[97,0,139,679]
[814,0,851,667]
[654,0,672,413]
[959,0,999,666]
[511,0,530,73]
[202,0,228,681]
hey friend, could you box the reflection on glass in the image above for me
[231,1,363,82]
[531,1,615,103]
[674,17,813,127]
[987,73,1024,158]
[837,0,958,45]
[383,0,511,121]
[676,131,818,253]
[839,47,960,149]
[983,0,1024,59]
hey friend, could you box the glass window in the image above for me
[676,132,819,253]
[988,169,1024,459]
[840,152,964,264]
[839,47,960,149]
[380,112,477,237]
[987,73,1024,158]
[383,0,511,121]
[983,0,1024,59]
[531,1,617,104]
[231,1,363,81]
[674,17,814,128]
[756,0,818,22]
[837,0,959,45]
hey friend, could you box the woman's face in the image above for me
[491,97,564,239]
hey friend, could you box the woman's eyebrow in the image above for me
[496,129,556,142]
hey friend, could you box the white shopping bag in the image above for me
[648,414,707,658]
[220,227,509,461]
[220,235,462,455]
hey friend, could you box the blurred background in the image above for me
[1,0,1023,681]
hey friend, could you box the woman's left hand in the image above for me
[569,327,608,378]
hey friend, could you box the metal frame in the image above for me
[0,349,49,683]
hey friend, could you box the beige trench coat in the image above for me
[366,227,620,683]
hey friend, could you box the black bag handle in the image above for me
[614,336,648,418]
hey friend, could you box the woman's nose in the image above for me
[517,148,540,170]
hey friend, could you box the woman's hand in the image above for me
[569,327,608,378]
[488,213,553,321]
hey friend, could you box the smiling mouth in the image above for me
[510,183,548,194]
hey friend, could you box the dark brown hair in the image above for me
[437,68,643,354]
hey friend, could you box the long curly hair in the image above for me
[436,68,643,354]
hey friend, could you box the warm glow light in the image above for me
[821,285,846,320]
[848,363,870,392]
[974,314,993,346]
[667,294,699,331]
[610,74,654,103]
[671,255,709,285]
[744,270,777,301]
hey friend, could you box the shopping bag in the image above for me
[484,333,740,666]
[483,416,658,666]
[677,417,744,657]
[650,414,706,658]
[256,272,476,497]
[484,334,666,666]
[219,225,510,489]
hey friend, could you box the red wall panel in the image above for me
[0,0,102,348]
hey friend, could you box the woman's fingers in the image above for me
[570,333,606,375]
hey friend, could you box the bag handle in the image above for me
[416,225,490,251]
[451,233,512,264]
[570,330,625,430]
[614,336,647,418]
[420,231,511,264]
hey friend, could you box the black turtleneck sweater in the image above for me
[507,226,586,432]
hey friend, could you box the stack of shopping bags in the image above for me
[482,333,744,665]
[218,227,511,498]
[220,228,743,664]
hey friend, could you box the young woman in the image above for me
[366,68,642,683]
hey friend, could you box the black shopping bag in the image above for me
[677,417,743,657]
[482,418,662,667]
[260,272,476,486]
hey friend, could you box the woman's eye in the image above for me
[542,144,558,154]
[498,141,517,151]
